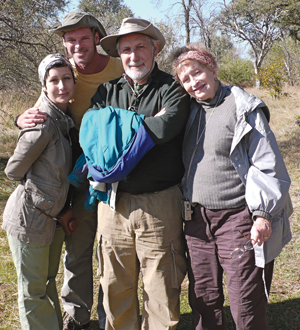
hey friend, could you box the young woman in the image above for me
[171,43,292,330]
[2,54,76,330]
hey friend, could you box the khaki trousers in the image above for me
[8,226,64,330]
[97,185,187,330]
[61,182,105,328]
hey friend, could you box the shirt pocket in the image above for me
[18,189,55,231]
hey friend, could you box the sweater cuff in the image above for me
[252,210,272,222]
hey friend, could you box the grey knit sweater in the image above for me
[182,85,246,209]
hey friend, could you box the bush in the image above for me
[218,58,254,87]
[257,58,287,98]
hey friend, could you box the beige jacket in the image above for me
[2,94,74,245]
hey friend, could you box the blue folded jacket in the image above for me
[68,106,155,209]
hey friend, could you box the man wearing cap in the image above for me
[87,17,189,330]
[15,11,124,330]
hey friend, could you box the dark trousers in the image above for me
[184,204,274,330]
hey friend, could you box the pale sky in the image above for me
[123,0,170,21]
[67,0,173,22]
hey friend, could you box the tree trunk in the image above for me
[255,78,260,89]
[254,64,260,89]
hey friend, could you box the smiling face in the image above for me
[118,33,159,84]
[44,66,75,112]
[177,59,218,101]
[63,27,99,69]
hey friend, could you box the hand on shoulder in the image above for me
[16,107,47,129]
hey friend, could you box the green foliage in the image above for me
[257,58,287,97]
[271,0,300,41]
[265,36,300,86]
[218,57,254,87]
[0,0,68,94]
[78,0,133,35]
[218,0,281,47]
[210,33,234,64]
[217,0,283,88]
[154,20,181,74]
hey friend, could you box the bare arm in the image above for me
[16,92,47,129]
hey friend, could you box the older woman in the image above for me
[171,43,292,330]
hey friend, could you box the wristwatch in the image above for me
[14,114,21,129]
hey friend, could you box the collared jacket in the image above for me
[185,85,292,264]
[2,94,74,245]
[89,63,190,194]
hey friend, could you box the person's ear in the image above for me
[94,32,100,45]
[42,86,47,94]
[154,42,159,57]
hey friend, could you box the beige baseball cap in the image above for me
[100,17,165,57]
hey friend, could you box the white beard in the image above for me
[125,64,150,83]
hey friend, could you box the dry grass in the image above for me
[239,86,300,330]
[0,91,36,159]
[0,87,300,329]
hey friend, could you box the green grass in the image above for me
[0,87,300,329]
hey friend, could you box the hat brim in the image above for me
[50,15,106,45]
[100,25,165,57]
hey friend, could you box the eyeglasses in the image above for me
[215,231,254,260]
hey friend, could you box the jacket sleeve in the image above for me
[5,125,52,181]
[244,108,291,221]
[143,81,190,145]
[89,83,108,110]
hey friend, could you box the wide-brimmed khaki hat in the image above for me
[100,17,165,57]
[50,11,106,45]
